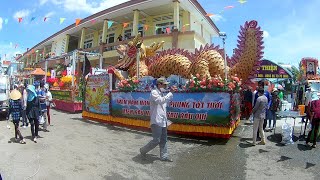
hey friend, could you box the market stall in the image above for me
[45,50,101,113]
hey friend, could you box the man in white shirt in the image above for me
[140,77,174,162]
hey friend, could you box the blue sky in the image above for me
[0,0,319,68]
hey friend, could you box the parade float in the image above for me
[82,20,264,138]
[45,51,101,113]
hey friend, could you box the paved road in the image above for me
[0,110,319,180]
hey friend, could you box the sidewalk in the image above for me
[243,116,310,143]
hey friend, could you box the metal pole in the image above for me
[223,37,228,80]
[45,59,48,83]
[72,52,76,87]
[99,55,103,69]
[136,48,140,79]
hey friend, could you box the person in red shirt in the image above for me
[306,92,320,148]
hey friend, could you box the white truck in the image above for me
[0,75,10,116]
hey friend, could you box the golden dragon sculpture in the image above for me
[110,20,264,85]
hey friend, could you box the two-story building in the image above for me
[17,0,219,72]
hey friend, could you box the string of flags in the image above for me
[3,0,248,56]
[1,0,248,27]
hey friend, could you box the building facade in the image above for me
[17,0,219,70]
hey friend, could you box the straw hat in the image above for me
[10,89,22,100]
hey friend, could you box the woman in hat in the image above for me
[7,89,26,144]
[26,85,41,143]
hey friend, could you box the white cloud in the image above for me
[263,30,269,38]
[263,1,320,66]
[39,0,49,5]
[210,14,224,22]
[45,11,55,17]
[13,9,31,20]
[39,0,130,14]
[0,43,23,61]
[0,17,3,30]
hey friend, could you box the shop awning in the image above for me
[31,68,46,76]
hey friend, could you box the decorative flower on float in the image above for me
[53,81,59,87]
[47,77,59,85]
[117,76,140,91]
[60,75,76,84]
[46,71,51,77]
[185,74,241,92]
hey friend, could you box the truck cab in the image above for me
[0,75,10,116]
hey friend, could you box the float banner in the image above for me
[51,90,72,101]
[111,92,231,125]
[255,60,291,79]
[85,74,110,114]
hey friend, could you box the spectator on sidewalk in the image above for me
[253,80,271,135]
[44,84,53,126]
[252,88,268,146]
[267,88,280,131]
[298,87,304,105]
[243,86,253,120]
[26,85,41,143]
[302,87,312,123]
[306,92,320,148]
[19,83,29,128]
[7,89,26,144]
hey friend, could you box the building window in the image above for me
[99,31,103,43]
[138,26,144,37]
[155,22,174,34]
[107,33,115,44]
[124,29,132,40]
[84,33,94,49]
[84,40,93,49]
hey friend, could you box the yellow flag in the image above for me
[60,18,66,24]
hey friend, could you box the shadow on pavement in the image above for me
[306,162,316,169]
[132,154,160,165]
[72,117,229,146]
[266,134,287,147]
[277,155,292,162]
[238,142,254,148]
[297,144,313,151]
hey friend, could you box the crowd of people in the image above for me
[7,81,53,144]
[241,79,320,147]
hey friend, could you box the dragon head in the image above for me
[115,34,164,70]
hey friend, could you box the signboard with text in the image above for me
[51,90,72,101]
[85,74,110,114]
[111,92,231,125]
[255,60,291,79]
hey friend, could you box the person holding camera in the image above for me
[140,77,175,162]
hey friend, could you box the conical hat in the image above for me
[10,89,22,100]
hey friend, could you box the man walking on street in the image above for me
[252,88,268,145]
[140,77,174,162]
